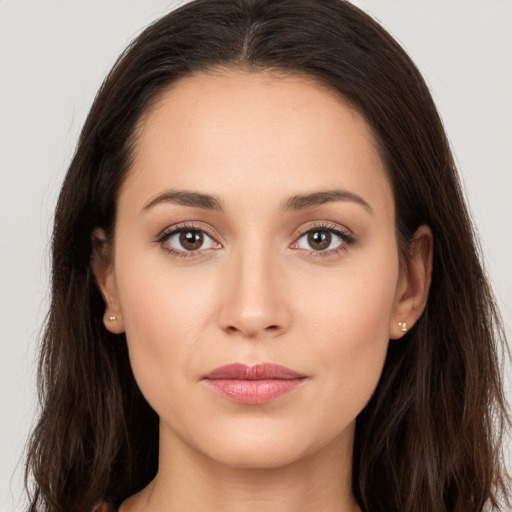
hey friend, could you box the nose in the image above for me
[217,241,291,340]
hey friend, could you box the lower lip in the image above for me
[203,378,306,405]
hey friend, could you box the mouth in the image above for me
[202,362,308,405]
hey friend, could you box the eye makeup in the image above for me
[156,221,221,259]
[292,221,356,259]
[155,220,356,260]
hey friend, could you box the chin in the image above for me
[191,420,348,471]
[207,437,311,469]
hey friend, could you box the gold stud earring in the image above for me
[398,321,408,332]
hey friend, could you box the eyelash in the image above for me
[294,222,356,258]
[156,222,356,259]
[156,222,219,259]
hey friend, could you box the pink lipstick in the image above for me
[202,363,307,405]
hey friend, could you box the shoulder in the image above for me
[93,503,116,512]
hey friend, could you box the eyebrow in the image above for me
[142,190,225,213]
[141,188,373,215]
[282,189,373,214]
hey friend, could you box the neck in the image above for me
[120,422,361,512]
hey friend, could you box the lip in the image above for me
[202,363,307,405]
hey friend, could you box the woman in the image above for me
[25,0,510,511]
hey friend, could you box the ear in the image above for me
[390,225,433,339]
[91,228,125,334]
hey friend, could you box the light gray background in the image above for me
[1,1,511,510]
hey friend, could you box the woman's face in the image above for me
[97,70,418,468]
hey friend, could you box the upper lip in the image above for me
[203,363,305,380]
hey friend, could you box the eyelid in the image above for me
[156,221,222,257]
[291,221,356,256]
[295,221,352,237]
[156,221,220,242]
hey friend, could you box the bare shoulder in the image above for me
[92,503,116,512]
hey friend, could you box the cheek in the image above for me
[114,251,217,402]
[296,249,399,412]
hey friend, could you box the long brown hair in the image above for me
[25,1,510,510]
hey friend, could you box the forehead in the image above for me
[121,69,393,219]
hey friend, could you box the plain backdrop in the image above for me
[1,1,511,510]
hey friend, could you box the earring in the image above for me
[108,315,116,322]
[398,321,408,332]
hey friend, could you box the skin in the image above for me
[93,70,432,512]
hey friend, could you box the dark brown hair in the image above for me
[25,0,510,510]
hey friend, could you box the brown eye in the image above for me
[295,226,352,254]
[307,231,331,251]
[179,230,204,251]
[162,227,219,255]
